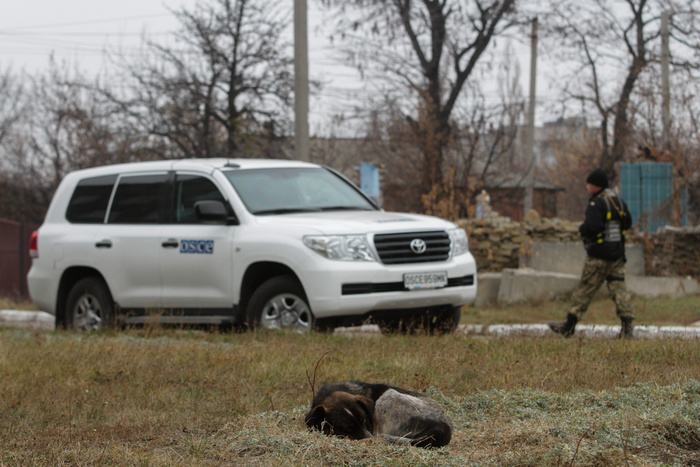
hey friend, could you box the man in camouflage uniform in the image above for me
[549,168,635,338]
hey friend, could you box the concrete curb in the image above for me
[2,310,699,339]
[475,270,699,307]
[333,323,700,339]
[0,310,55,331]
[458,324,700,339]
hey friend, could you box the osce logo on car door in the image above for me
[180,240,214,254]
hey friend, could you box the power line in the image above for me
[0,13,173,32]
[0,31,170,37]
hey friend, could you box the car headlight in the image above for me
[303,235,378,261]
[448,228,469,256]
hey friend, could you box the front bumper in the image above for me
[300,252,478,319]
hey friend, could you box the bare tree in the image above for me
[345,47,523,217]
[544,130,602,222]
[543,0,700,182]
[2,1,296,220]
[319,0,520,202]
[0,67,24,149]
[0,67,31,221]
[104,0,294,159]
[450,46,524,201]
[0,59,142,222]
[633,65,700,225]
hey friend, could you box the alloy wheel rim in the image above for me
[260,293,311,332]
[73,293,103,331]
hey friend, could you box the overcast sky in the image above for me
[0,1,540,135]
[0,1,185,72]
[0,0,371,135]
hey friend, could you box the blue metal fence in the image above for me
[620,162,686,233]
[360,162,381,205]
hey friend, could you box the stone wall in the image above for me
[639,227,700,278]
[459,211,700,279]
[458,210,579,273]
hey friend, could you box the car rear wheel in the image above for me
[246,276,313,333]
[430,305,462,334]
[65,277,114,331]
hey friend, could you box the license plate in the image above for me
[403,272,448,290]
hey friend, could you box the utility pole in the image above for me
[661,11,681,226]
[294,0,310,161]
[661,11,671,151]
[523,17,538,215]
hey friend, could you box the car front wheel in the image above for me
[65,277,115,331]
[246,276,313,333]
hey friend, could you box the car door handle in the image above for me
[162,239,179,248]
[95,239,112,248]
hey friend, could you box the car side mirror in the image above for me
[194,200,237,225]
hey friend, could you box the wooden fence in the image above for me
[0,218,39,298]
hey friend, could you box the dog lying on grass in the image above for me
[304,380,453,448]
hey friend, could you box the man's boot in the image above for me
[549,314,578,338]
[619,317,634,339]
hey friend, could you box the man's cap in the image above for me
[586,169,608,188]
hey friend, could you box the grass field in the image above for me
[1,294,699,465]
[0,296,37,311]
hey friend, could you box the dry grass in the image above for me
[1,323,699,466]
[0,296,37,311]
[462,295,700,326]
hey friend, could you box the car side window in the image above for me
[174,174,226,223]
[65,174,117,223]
[107,174,168,224]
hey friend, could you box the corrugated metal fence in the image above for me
[0,218,39,298]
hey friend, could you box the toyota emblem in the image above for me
[410,238,427,254]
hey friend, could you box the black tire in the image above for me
[377,314,432,335]
[377,318,411,335]
[246,276,313,332]
[313,317,339,333]
[378,306,461,335]
[428,306,462,334]
[65,277,115,331]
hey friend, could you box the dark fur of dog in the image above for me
[304,381,453,448]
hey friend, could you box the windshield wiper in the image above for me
[253,208,322,215]
[318,206,374,211]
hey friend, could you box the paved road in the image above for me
[2,310,699,339]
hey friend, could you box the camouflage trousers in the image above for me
[568,256,634,320]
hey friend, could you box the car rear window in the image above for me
[65,175,117,223]
[108,174,169,224]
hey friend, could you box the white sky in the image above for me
[0,0,370,135]
[0,1,541,135]
[0,1,183,72]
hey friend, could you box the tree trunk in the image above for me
[417,94,449,196]
[604,46,646,184]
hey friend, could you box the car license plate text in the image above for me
[403,272,447,290]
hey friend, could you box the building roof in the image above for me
[484,171,564,191]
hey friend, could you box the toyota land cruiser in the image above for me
[27,158,477,333]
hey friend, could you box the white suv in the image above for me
[27,159,477,333]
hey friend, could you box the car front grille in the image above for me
[373,231,450,264]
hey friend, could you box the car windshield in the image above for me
[224,167,377,215]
